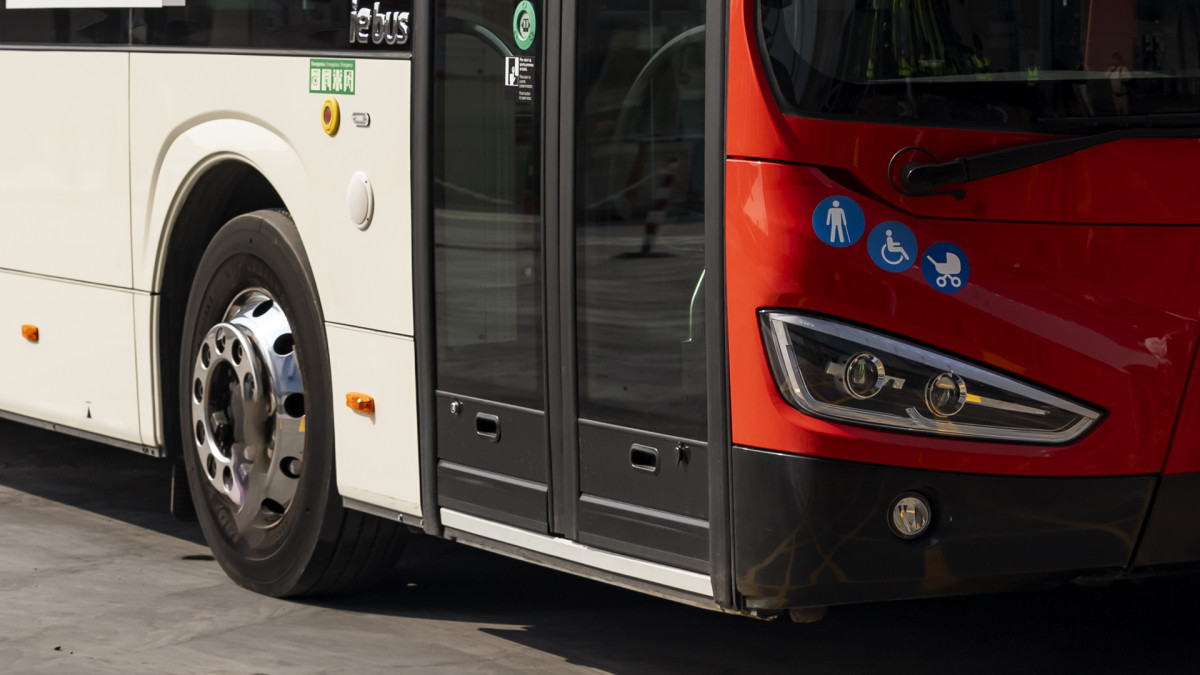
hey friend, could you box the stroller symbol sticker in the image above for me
[811,196,864,248]
[868,222,917,272]
[922,242,970,293]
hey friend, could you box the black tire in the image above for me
[179,209,406,597]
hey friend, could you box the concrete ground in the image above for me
[2,418,1200,674]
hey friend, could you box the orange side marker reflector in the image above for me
[21,325,38,342]
[346,392,375,415]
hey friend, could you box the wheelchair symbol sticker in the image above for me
[921,242,970,293]
[812,196,864,248]
[868,222,917,272]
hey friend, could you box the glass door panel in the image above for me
[430,0,711,567]
[572,0,710,571]
[433,0,549,532]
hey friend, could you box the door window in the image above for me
[574,0,707,440]
[433,0,544,410]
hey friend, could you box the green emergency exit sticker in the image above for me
[310,59,356,95]
[513,0,536,51]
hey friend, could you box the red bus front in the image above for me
[726,0,1200,611]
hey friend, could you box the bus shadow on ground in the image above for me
[6,417,1200,673]
[0,418,204,546]
[323,534,1200,674]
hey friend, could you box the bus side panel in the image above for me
[0,52,132,288]
[328,325,422,518]
[0,271,141,443]
[129,54,414,337]
[133,292,157,449]
[0,51,142,445]
[130,54,421,509]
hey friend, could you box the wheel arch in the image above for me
[141,119,326,459]
[156,161,289,461]
[141,116,421,525]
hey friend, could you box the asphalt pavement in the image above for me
[1,418,1198,674]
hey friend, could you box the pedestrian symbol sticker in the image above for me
[922,242,970,293]
[868,222,917,272]
[811,196,864,248]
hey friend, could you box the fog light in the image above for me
[890,493,932,539]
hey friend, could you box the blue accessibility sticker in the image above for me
[868,222,917,272]
[921,242,970,293]
[811,196,864,248]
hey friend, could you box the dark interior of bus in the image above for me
[759,0,1200,129]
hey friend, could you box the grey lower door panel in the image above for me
[436,393,549,533]
[437,461,549,534]
[576,420,709,572]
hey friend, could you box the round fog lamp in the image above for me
[844,352,886,400]
[925,372,966,418]
[890,493,932,539]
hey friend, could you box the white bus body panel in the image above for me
[0,52,141,444]
[129,54,414,336]
[327,324,421,518]
[129,54,419,510]
[0,52,132,288]
[133,292,157,448]
[0,270,142,443]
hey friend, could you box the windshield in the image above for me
[758,0,1200,130]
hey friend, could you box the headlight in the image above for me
[760,311,1102,443]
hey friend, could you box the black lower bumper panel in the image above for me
[1132,471,1200,568]
[732,446,1155,610]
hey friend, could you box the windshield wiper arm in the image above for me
[895,124,1200,199]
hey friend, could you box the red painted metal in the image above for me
[725,0,1200,476]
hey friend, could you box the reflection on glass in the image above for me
[760,0,1200,128]
[434,0,543,409]
[0,8,126,44]
[575,0,707,440]
[133,0,410,51]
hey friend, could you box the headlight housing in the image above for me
[760,311,1102,443]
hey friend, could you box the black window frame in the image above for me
[0,0,413,56]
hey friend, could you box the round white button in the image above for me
[347,172,374,230]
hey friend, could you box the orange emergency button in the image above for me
[21,325,38,342]
[346,392,375,415]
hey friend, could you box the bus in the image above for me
[2,0,1199,620]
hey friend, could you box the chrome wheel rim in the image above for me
[191,289,306,532]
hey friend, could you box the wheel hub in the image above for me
[191,290,306,531]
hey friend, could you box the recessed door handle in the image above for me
[630,444,659,474]
[475,413,500,442]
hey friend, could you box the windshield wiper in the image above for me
[895,118,1200,199]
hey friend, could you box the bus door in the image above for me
[431,0,710,573]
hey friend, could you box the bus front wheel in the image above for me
[179,209,406,597]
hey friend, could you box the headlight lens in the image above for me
[760,311,1102,443]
